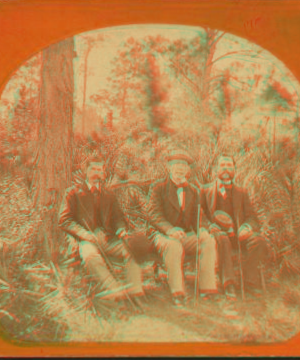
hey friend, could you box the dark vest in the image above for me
[216,186,234,220]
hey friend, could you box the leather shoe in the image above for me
[172,294,186,308]
[200,293,219,301]
[225,284,237,300]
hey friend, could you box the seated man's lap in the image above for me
[153,230,215,258]
[79,237,129,264]
[181,229,216,256]
[153,233,182,256]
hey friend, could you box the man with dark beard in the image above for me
[58,155,144,313]
[200,155,269,298]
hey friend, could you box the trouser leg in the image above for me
[241,235,269,288]
[182,229,218,294]
[125,258,144,295]
[213,231,236,289]
[105,237,144,296]
[153,234,185,296]
[79,241,121,293]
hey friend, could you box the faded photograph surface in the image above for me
[0,24,300,343]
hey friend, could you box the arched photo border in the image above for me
[0,0,300,356]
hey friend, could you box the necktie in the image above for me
[90,186,100,195]
[173,181,188,210]
[219,182,232,199]
[219,183,227,199]
[90,186,100,227]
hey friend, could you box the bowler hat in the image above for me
[213,210,234,229]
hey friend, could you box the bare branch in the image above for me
[203,75,224,84]
[208,50,259,68]
[211,31,226,47]
[169,59,200,93]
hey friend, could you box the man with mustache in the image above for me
[200,155,269,298]
[58,155,144,314]
[148,149,218,308]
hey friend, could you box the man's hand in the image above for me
[199,227,210,237]
[245,236,260,251]
[209,223,221,234]
[116,227,129,240]
[167,227,187,241]
[238,223,253,241]
[95,229,106,244]
[84,229,106,245]
[84,231,98,244]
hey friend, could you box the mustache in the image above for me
[91,176,104,182]
[220,170,233,177]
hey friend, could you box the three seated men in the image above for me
[58,149,269,313]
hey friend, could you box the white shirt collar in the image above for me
[218,178,232,186]
[86,180,100,191]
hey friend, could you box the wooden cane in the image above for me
[194,203,201,307]
[237,217,245,301]
[259,261,267,294]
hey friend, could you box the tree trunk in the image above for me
[82,46,91,136]
[273,115,276,161]
[32,38,75,262]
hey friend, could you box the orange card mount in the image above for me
[1,0,300,357]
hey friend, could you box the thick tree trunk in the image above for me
[32,38,75,261]
[82,46,91,136]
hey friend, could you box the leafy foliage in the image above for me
[1,27,300,342]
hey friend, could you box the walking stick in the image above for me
[237,217,245,301]
[194,203,201,307]
[259,261,267,294]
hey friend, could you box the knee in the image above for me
[79,242,99,263]
[167,239,184,257]
[200,231,216,248]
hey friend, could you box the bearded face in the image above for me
[86,162,106,185]
[168,160,190,183]
[217,157,235,181]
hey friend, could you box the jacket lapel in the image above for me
[184,185,193,213]
[207,180,218,217]
[167,178,181,213]
[77,182,95,227]
[99,189,109,229]
[232,183,241,230]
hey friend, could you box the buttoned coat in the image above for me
[148,177,202,235]
[198,180,259,233]
[58,181,126,242]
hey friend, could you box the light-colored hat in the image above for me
[165,149,194,165]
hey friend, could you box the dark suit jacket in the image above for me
[58,181,126,242]
[199,180,259,233]
[148,177,201,235]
